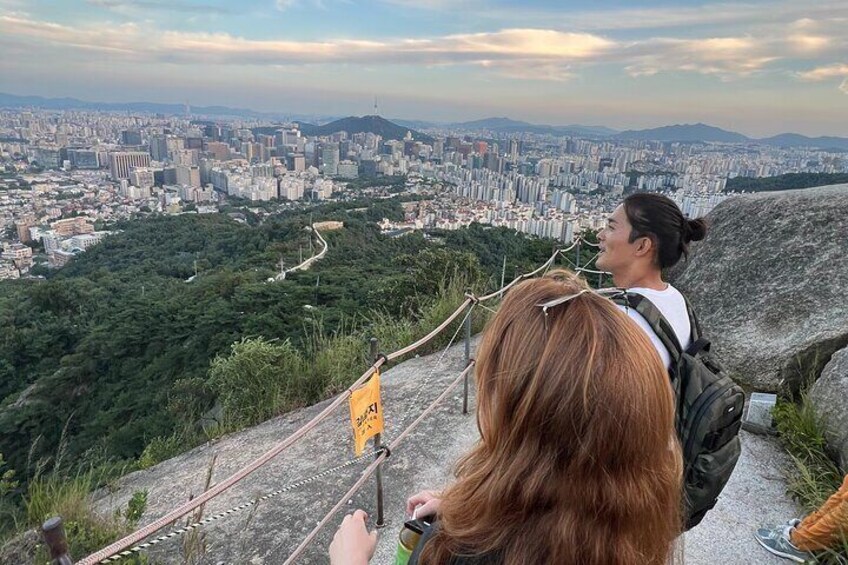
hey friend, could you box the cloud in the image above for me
[798,64,848,81]
[0,16,614,76]
[275,0,296,10]
[624,36,780,79]
[797,64,848,95]
[379,0,476,9]
[488,0,848,33]
[87,0,233,14]
[0,11,844,85]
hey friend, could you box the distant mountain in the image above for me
[757,133,848,151]
[295,115,433,143]
[391,118,442,130]
[450,117,618,138]
[616,123,749,143]
[3,93,847,149]
[616,123,848,149]
[0,92,278,119]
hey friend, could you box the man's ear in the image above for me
[634,236,654,258]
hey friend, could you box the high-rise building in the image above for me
[130,168,155,189]
[321,143,340,176]
[508,139,519,161]
[121,130,143,146]
[176,165,201,188]
[205,142,230,161]
[289,154,306,172]
[68,149,99,169]
[149,135,169,162]
[109,152,151,181]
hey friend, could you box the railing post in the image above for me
[369,337,385,528]
[463,304,471,415]
[574,238,582,271]
[42,517,74,565]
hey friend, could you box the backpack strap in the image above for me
[614,292,683,366]
[681,296,711,356]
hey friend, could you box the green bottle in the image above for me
[395,518,428,565]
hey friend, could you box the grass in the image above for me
[0,273,498,561]
[24,469,148,564]
[773,368,848,564]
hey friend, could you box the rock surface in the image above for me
[671,183,848,392]
[83,337,798,564]
[810,346,848,469]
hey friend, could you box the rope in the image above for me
[387,298,473,361]
[80,243,578,564]
[402,305,475,422]
[282,362,475,565]
[97,448,386,563]
[76,359,386,565]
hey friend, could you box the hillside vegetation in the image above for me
[0,201,579,537]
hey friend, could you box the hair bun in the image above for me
[685,218,707,243]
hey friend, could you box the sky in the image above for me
[0,0,847,137]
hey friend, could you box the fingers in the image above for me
[406,490,441,517]
[353,509,368,523]
[367,530,378,558]
[406,490,435,514]
[415,499,439,518]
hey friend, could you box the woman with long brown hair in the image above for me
[330,271,683,565]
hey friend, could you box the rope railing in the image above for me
[478,244,568,302]
[97,448,387,563]
[77,361,387,565]
[282,361,476,565]
[75,238,593,565]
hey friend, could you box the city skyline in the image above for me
[1,0,847,136]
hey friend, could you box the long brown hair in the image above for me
[419,270,682,564]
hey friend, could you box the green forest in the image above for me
[0,199,594,540]
[724,172,848,193]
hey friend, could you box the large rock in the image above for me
[671,184,848,391]
[809,346,848,469]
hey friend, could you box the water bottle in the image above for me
[395,517,429,565]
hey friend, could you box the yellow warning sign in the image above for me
[349,371,384,456]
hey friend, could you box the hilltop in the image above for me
[295,115,434,143]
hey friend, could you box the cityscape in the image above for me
[2,106,846,279]
[2,1,848,563]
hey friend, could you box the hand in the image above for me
[329,509,378,565]
[406,489,442,519]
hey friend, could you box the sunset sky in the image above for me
[1,0,847,136]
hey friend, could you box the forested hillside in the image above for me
[0,201,562,501]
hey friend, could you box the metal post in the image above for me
[574,239,582,271]
[42,517,74,565]
[463,306,472,415]
[598,271,604,288]
[369,337,385,528]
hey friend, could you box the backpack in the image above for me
[611,291,745,530]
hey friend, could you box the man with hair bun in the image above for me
[596,192,708,367]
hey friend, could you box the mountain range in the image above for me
[2,92,847,150]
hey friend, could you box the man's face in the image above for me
[596,204,640,273]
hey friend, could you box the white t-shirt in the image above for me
[616,284,692,368]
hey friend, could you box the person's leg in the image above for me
[791,475,848,552]
[796,475,848,532]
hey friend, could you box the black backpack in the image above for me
[612,291,744,530]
